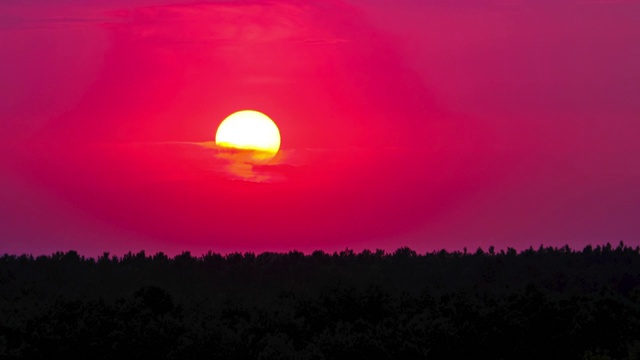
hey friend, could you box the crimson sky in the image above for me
[1,0,639,256]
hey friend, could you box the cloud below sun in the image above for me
[186,140,298,183]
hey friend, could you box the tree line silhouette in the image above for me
[1,243,640,359]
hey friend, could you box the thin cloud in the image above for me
[109,1,353,46]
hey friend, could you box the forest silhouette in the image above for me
[2,243,640,359]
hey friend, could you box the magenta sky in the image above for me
[1,0,639,256]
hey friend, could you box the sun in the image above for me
[215,110,281,161]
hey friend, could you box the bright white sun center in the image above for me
[215,110,281,161]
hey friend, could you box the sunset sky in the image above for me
[1,0,639,256]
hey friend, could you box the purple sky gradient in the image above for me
[1,0,639,256]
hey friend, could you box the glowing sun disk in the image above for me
[215,110,281,161]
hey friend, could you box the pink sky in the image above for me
[1,0,639,256]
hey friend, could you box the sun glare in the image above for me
[215,110,281,161]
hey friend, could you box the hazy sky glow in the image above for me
[1,0,639,256]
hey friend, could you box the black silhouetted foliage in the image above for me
[1,243,640,359]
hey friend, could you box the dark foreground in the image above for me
[2,243,640,359]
